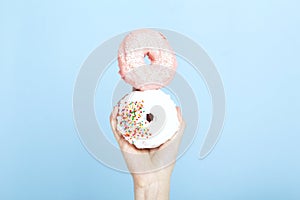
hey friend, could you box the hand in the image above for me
[110,106,185,200]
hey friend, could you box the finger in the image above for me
[110,106,142,153]
[178,119,186,135]
[176,106,182,123]
[156,116,186,153]
[172,107,185,140]
[109,106,118,132]
[110,106,122,144]
[175,106,185,139]
[151,107,185,152]
[151,125,185,168]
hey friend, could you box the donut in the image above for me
[118,29,177,90]
[116,89,180,149]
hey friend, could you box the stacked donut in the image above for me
[116,29,180,149]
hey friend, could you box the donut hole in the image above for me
[146,113,154,122]
[144,53,152,65]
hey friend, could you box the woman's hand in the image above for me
[110,106,185,200]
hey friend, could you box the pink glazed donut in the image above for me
[118,29,177,90]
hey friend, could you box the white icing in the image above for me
[117,89,180,149]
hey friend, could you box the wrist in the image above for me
[133,172,171,200]
[134,175,170,188]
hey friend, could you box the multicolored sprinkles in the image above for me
[118,100,152,144]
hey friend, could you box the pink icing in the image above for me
[118,29,177,90]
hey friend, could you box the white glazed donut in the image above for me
[116,89,180,149]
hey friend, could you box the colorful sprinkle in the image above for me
[118,100,151,141]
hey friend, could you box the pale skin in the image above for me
[110,105,186,200]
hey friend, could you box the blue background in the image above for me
[1,0,300,199]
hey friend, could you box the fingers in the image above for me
[158,124,184,152]
[110,106,122,145]
[176,106,182,123]
[110,106,141,153]
[156,107,185,152]
[175,106,185,136]
[176,106,186,133]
